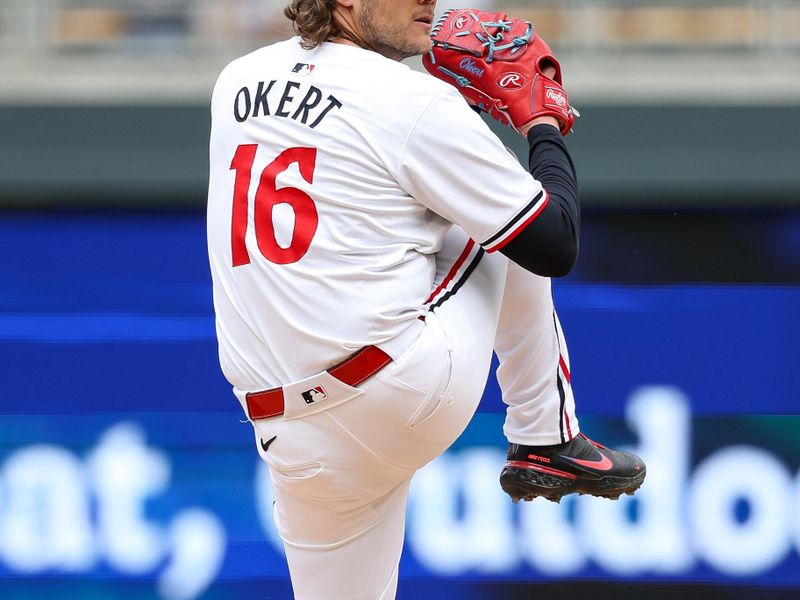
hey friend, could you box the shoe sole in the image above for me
[499,462,646,504]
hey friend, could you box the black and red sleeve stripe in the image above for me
[482,124,580,277]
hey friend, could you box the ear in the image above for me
[334,0,355,7]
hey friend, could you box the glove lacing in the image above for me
[473,17,532,62]
[429,10,532,63]
[428,12,533,90]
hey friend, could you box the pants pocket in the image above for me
[271,461,324,481]
[269,461,326,502]
[406,349,454,430]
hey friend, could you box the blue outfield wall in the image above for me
[0,211,799,599]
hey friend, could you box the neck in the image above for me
[331,6,375,53]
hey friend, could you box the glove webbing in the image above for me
[428,10,534,97]
[475,18,532,62]
[430,10,532,63]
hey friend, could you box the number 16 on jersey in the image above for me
[229,144,319,267]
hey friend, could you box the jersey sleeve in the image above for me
[393,87,547,252]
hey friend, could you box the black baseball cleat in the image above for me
[499,433,646,504]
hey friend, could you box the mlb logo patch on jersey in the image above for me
[301,386,327,405]
[292,63,316,76]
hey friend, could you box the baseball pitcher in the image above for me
[207,1,645,598]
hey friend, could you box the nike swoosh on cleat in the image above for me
[560,453,614,471]
[260,435,277,452]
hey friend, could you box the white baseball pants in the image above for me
[249,226,578,599]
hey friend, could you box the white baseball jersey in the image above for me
[207,38,545,392]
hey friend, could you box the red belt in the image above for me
[246,346,393,420]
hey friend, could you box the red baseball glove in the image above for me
[422,9,579,135]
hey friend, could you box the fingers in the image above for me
[539,59,557,79]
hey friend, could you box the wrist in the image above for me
[520,115,560,137]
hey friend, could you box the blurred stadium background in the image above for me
[1,1,799,599]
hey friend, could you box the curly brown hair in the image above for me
[284,0,342,50]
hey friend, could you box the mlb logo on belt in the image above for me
[301,386,327,405]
